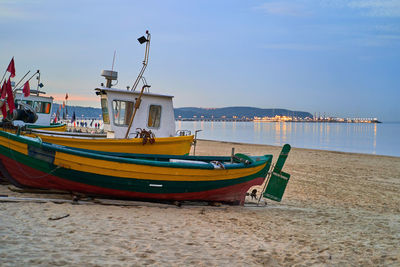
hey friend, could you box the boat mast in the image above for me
[130,30,151,92]
[124,84,151,138]
[13,70,42,94]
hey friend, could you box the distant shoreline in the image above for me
[176,119,382,123]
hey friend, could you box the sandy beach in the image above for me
[1,140,399,266]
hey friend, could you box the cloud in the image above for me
[348,0,400,17]
[255,1,311,16]
[271,0,400,17]
[262,43,331,51]
[0,0,44,20]
[0,6,26,20]
[354,34,400,47]
[51,93,98,103]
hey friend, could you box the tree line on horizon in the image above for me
[51,104,313,120]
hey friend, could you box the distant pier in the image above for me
[176,115,381,123]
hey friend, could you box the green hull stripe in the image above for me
[0,131,270,169]
[26,123,66,129]
[0,145,271,194]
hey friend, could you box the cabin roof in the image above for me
[95,87,174,99]
[15,92,54,102]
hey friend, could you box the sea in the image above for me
[176,121,400,157]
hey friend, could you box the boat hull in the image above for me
[0,131,270,205]
[26,123,67,132]
[28,133,194,155]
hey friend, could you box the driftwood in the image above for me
[8,186,70,195]
[0,196,233,209]
[48,214,70,221]
[0,196,93,205]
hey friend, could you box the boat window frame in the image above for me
[147,104,162,129]
[39,102,52,114]
[101,97,110,124]
[17,100,52,114]
[112,99,135,126]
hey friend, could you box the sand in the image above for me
[1,140,399,266]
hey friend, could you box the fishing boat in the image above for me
[14,90,66,132]
[23,82,194,154]
[8,31,194,155]
[1,80,66,131]
[0,130,291,205]
[26,129,193,155]
[5,69,66,131]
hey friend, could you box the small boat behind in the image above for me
[26,128,193,155]
[0,130,291,205]
[6,31,194,155]
[14,86,66,132]
[20,82,195,155]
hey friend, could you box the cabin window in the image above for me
[101,98,110,124]
[31,101,51,114]
[112,100,134,126]
[19,100,33,106]
[40,102,51,114]
[16,100,51,114]
[147,105,161,128]
[32,101,40,112]
[16,100,32,109]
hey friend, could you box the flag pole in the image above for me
[124,84,150,138]
[14,70,39,92]
[2,57,15,85]
[13,70,31,90]
[0,69,7,85]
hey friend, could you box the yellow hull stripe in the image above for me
[0,136,28,155]
[54,152,266,182]
[42,125,67,131]
[29,134,193,154]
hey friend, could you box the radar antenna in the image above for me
[130,30,151,92]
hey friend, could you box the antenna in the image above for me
[141,76,150,92]
[130,30,151,91]
[111,50,116,71]
[101,51,118,88]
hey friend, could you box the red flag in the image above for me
[1,104,6,118]
[6,57,15,78]
[62,101,65,108]
[6,78,15,113]
[1,81,6,99]
[23,81,30,97]
[54,112,58,123]
[1,81,7,118]
[65,93,68,100]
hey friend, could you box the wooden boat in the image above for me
[11,82,194,155]
[0,130,290,205]
[13,87,66,132]
[26,123,66,132]
[23,84,195,155]
[7,31,194,155]
[25,129,193,154]
[18,84,194,155]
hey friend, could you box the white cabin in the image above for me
[95,87,176,139]
[15,92,53,126]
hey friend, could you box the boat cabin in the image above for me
[95,87,176,139]
[14,91,53,126]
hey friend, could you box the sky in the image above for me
[0,0,399,121]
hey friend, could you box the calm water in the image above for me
[176,121,400,157]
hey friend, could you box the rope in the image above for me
[134,128,155,145]
[6,131,61,179]
[257,163,275,206]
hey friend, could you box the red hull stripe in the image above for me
[0,155,264,205]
